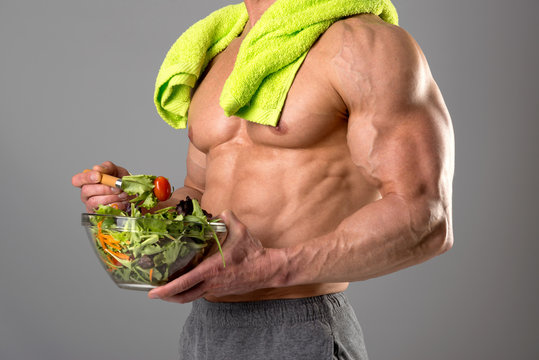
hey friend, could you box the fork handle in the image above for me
[84,169,122,188]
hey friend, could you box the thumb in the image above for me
[217,209,248,240]
[217,209,238,228]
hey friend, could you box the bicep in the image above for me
[348,99,453,202]
[336,24,454,203]
[184,142,207,193]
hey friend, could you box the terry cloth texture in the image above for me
[155,0,399,129]
[178,292,368,360]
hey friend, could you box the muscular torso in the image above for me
[187,16,381,302]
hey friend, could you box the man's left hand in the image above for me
[148,210,287,303]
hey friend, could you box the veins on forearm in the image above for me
[283,194,449,286]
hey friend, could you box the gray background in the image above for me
[1,0,537,359]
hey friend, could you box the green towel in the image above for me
[154,0,398,129]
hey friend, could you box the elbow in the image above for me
[417,211,453,258]
[407,196,453,258]
[432,217,453,255]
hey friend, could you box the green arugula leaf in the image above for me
[191,199,205,219]
[91,195,226,287]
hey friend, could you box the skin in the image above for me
[72,1,454,304]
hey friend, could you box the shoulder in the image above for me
[323,14,422,68]
[317,14,431,112]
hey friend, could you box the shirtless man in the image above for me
[72,1,454,358]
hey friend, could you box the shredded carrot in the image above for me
[106,243,121,251]
[96,220,129,263]
[110,203,119,209]
[96,220,107,251]
[106,254,119,268]
[149,268,154,282]
[105,249,130,260]
[102,235,121,250]
[98,237,106,251]
[97,233,111,249]
[98,253,118,271]
[102,234,120,244]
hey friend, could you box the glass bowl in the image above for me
[81,213,226,291]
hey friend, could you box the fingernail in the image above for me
[119,192,128,199]
[91,173,100,182]
[110,187,121,194]
[148,292,160,299]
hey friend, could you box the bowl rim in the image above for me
[81,213,227,232]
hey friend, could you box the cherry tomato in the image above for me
[153,176,171,201]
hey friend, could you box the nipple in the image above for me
[271,121,288,135]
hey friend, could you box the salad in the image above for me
[84,175,225,288]
[116,174,172,208]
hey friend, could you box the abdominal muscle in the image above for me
[185,19,381,302]
[198,133,379,302]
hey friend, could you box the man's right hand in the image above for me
[71,161,131,213]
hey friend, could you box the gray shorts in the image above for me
[178,292,368,360]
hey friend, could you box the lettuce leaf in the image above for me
[90,196,225,287]
[95,204,125,217]
[121,174,155,194]
[121,174,157,209]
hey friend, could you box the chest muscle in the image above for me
[187,34,347,153]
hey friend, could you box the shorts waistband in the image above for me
[190,292,350,326]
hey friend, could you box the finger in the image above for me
[97,161,130,177]
[155,283,207,304]
[94,161,117,175]
[71,170,102,188]
[81,184,125,202]
[148,267,205,300]
[116,166,130,177]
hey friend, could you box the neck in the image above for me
[244,0,277,26]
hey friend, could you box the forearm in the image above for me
[280,194,452,286]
